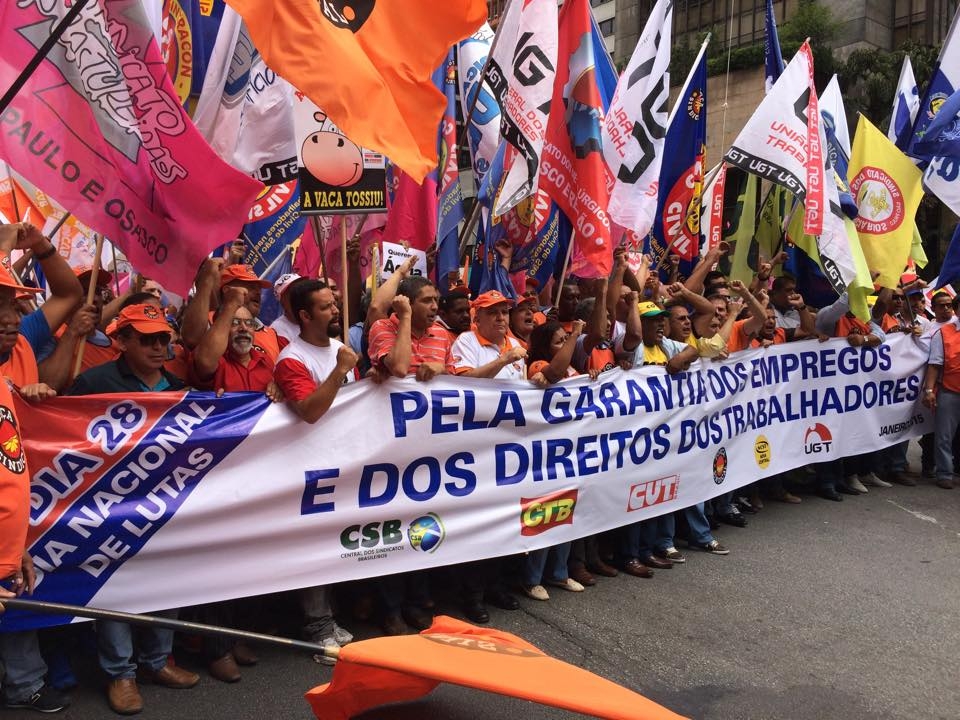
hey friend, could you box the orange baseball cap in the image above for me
[471,290,516,310]
[73,264,113,286]
[0,263,41,295]
[109,303,171,336]
[219,264,271,289]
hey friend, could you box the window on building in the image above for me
[598,18,614,36]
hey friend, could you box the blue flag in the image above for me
[937,223,960,289]
[257,246,293,326]
[764,0,785,93]
[434,49,465,292]
[912,87,960,160]
[242,181,306,278]
[652,39,708,281]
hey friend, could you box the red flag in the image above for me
[540,0,614,278]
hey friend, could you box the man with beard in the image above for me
[273,280,357,661]
[67,304,199,714]
[193,286,283,400]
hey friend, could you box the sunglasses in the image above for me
[137,332,171,347]
[230,318,258,329]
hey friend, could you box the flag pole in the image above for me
[71,233,104,379]
[553,232,576,308]
[256,244,292,280]
[0,0,92,115]
[0,597,337,659]
[110,241,121,298]
[340,219,350,334]
[310,216,329,285]
[457,200,483,260]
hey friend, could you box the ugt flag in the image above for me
[457,23,502,188]
[0,0,261,297]
[725,41,824,237]
[484,0,558,216]
[651,38,709,281]
[540,0,616,279]
[601,0,673,239]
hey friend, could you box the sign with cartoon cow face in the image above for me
[293,92,388,215]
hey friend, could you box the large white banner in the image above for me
[8,337,929,631]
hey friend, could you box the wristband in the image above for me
[924,388,935,394]
[34,244,57,261]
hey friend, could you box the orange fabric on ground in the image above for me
[306,616,687,720]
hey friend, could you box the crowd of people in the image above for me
[0,222,955,715]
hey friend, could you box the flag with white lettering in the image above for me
[601,0,673,238]
[0,0,261,296]
[484,0,558,216]
[457,23,501,188]
[724,41,824,237]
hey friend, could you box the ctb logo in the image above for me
[804,423,833,455]
[520,489,578,536]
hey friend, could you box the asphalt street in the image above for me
[18,466,960,720]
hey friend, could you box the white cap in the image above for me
[273,273,302,301]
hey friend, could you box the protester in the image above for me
[917,292,956,479]
[437,288,471,343]
[508,295,537,349]
[66,304,199,715]
[269,273,305,346]
[273,280,357,661]
[922,292,960,490]
[452,290,527,380]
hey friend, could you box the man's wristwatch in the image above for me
[34,243,57,261]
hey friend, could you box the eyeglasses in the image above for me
[137,332,171,347]
[230,318,258,329]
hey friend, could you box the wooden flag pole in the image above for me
[310,216,329,285]
[71,233,104,379]
[110,241,121,298]
[340,219,350,334]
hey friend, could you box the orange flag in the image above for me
[226,0,486,183]
[306,616,687,720]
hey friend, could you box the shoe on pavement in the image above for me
[231,642,258,666]
[657,547,686,563]
[546,577,585,592]
[522,584,550,601]
[845,475,869,494]
[621,559,653,578]
[819,488,844,502]
[890,471,917,487]
[735,496,758,514]
[141,661,199,689]
[569,565,597,586]
[462,602,490,624]
[331,623,354,646]
[641,554,673,570]
[486,588,520,611]
[382,613,410,636]
[5,684,70,714]
[106,678,143,715]
[692,540,730,555]
[587,560,618,577]
[836,481,861,496]
[936,477,955,489]
[311,637,340,666]
[773,490,802,504]
[208,653,241,683]
[402,605,433,631]
[861,472,892,488]
[717,509,747,528]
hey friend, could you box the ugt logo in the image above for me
[804,423,833,455]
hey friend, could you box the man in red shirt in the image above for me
[368,277,453,381]
[192,286,282,400]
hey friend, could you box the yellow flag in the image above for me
[848,115,923,288]
[728,172,758,285]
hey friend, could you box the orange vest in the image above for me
[835,314,871,338]
[0,336,38,388]
[940,324,960,393]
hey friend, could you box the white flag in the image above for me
[888,56,920,148]
[484,0,558,216]
[724,41,825,237]
[602,0,673,237]
[457,23,502,188]
[193,10,298,185]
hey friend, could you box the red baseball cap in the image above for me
[109,303,171,336]
[471,290,516,310]
[0,263,41,295]
[219,264,271,289]
[73,264,113,286]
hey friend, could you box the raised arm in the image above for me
[542,320,584,383]
[193,286,246,380]
[181,258,223,350]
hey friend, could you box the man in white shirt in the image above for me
[269,273,305,345]
[451,290,527,379]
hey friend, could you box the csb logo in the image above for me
[408,513,445,553]
[804,423,833,455]
[339,513,445,558]
[520,489,578,536]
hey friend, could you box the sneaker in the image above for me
[861,472,892,488]
[546,577,585,592]
[693,540,730,555]
[5,685,70,713]
[311,637,340,666]
[735,496,758,514]
[658,547,686,564]
[844,475,868,494]
[332,623,354,646]
[522,584,550,601]
[717,508,747,528]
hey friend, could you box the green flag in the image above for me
[727,171,759,285]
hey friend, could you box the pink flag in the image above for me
[322,215,387,288]
[0,1,261,296]
[383,171,438,253]
[294,220,322,279]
